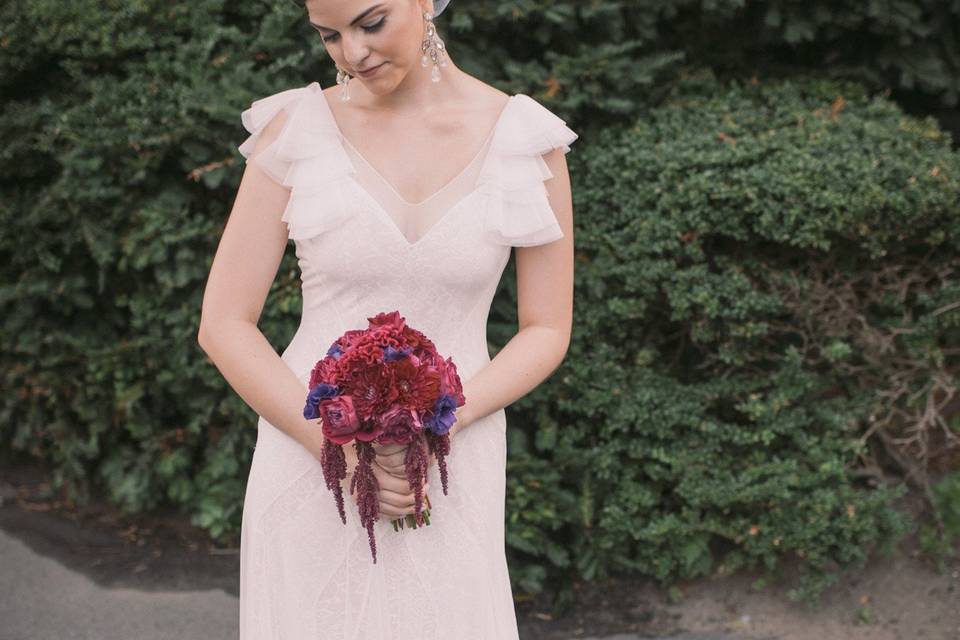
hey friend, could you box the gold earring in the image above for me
[420,11,447,83]
[336,65,352,102]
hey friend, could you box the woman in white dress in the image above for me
[198,0,577,637]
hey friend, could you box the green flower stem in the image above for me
[391,508,431,531]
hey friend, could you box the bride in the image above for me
[198,0,577,637]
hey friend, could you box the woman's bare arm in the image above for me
[197,109,329,459]
[451,147,574,438]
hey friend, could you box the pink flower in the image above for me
[354,418,386,443]
[438,356,466,405]
[377,405,423,445]
[319,396,362,445]
[367,310,407,332]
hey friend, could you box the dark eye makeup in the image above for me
[319,17,386,43]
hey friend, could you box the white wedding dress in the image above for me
[235,80,577,639]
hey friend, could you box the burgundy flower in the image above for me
[340,361,397,421]
[339,329,367,349]
[389,354,440,413]
[367,310,407,332]
[355,417,387,443]
[304,383,338,420]
[309,357,339,388]
[401,325,437,355]
[319,396,362,445]
[439,356,466,405]
[378,406,423,445]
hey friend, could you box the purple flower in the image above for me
[326,344,343,359]
[382,345,411,362]
[425,394,457,435]
[304,383,339,420]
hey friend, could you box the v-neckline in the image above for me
[316,87,516,248]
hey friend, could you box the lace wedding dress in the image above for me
[235,80,577,639]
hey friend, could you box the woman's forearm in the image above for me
[198,320,566,448]
[198,319,316,451]
[452,325,568,438]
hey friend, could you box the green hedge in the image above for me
[497,70,957,605]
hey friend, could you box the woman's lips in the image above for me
[356,63,385,78]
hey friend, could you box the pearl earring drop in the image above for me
[420,11,447,83]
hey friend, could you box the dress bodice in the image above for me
[236,82,578,388]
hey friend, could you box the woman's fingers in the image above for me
[378,501,428,518]
[343,476,429,512]
[377,487,430,516]
[371,458,423,492]
[371,442,407,456]
[372,465,429,516]
[374,457,407,478]
[343,446,430,519]
[374,449,406,471]
[378,486,427,506]
[376,486,414,501]
[374,446,438,477]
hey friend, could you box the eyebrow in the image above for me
[309,3,384,32]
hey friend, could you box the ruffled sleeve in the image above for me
[237,82,354,241]
[476,94,579,247]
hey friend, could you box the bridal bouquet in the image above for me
[302,310,464,564]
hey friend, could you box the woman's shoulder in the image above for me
[242,83,316,122]
[455,80,513,119]
[465,81,512,107]
[237,82,340,184]
[493,94,578,157]
[239,83,325,148]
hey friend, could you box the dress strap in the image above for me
[475,95,579,247]
[237,82,356,241]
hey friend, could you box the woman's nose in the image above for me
[340,34,370,71]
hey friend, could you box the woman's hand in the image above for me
[303,423,461,519]
[372,441,439,480]
[299,424,360,495]
[369,459,429,521]
[372,409,467,478]
[372,442,411,479]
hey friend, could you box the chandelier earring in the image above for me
[420,10,447,82]
[336,65,352,102]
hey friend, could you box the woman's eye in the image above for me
[362,18,386,33]
[320,18,386,42]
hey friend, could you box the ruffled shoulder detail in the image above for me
[237,82,354,241]
[477,94,579,247]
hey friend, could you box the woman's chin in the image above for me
[361,73,399,94]
[356,62,390,83]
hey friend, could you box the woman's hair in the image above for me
[289,1,452,15]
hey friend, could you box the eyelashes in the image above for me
[320,17,386,43]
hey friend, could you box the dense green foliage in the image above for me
[923,471,960,568]
[498,71,958,605]
[2,0,958,607]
